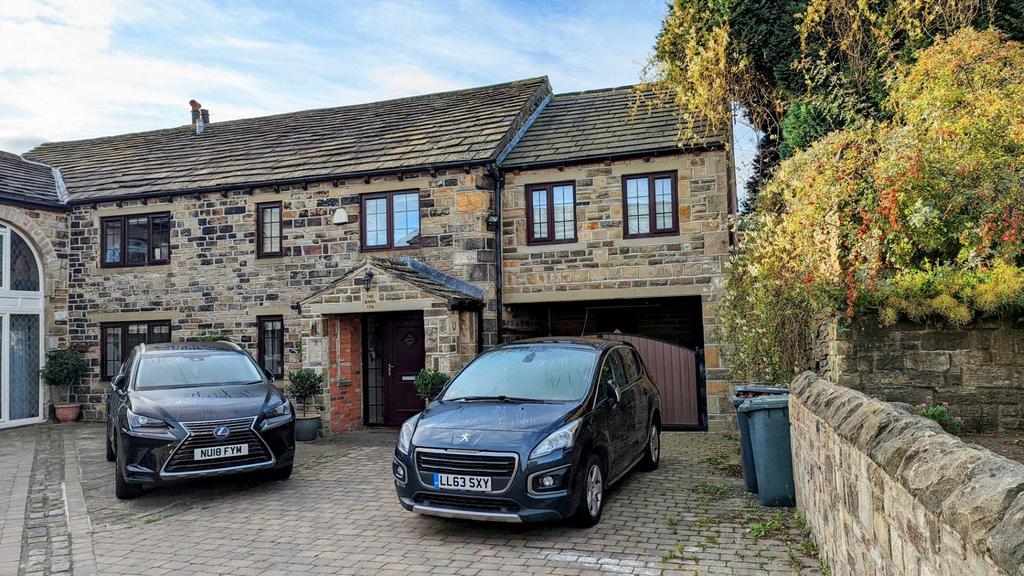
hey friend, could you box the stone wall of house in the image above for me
[810,314,1024,432]
[65,167,498,419]
[501,150,735,430]
[0,205,70,412]
[790,372,1024,576]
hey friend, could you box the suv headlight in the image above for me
[127,409,170,430]
[530,420,581,460]
[397,414,420,455]
[263,400,291,419]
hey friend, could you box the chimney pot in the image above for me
[189,100,209,135]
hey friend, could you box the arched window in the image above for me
[0,223,44,427]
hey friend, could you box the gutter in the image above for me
[0,194,69,213]
[498,142,726,172]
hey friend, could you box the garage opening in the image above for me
[504,296,706,430]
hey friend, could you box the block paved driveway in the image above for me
[2,423,821,576]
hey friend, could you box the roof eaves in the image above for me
[499,142,727,172]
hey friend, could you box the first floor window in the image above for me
[361,191,420,249]
[257,202,283,258]
[101,320,171,378]
[258,316,284,378]
[622,173,678,237]
[100,213,171,267]
[526,182,576,244]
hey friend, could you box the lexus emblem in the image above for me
[213,426,230,440]
[456,432,472,444]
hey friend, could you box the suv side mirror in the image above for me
[112,374,127,392]
[606,379,621,406]
[262,367,275,382]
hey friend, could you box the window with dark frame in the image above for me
[526,182,576,244]
[622,173,678,238]
[100,213,171,267]
[100,320,172,379]
[257,315,284,379]
[360,191,420,250]
[256,202,283,258]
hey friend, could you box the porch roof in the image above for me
[300,256,484,314]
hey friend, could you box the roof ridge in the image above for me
[27,76,550,152]
[553,84,646,98]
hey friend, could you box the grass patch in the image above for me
[694,482,733,501]
[666,516,678,534]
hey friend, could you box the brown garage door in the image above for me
[598,333,705,430]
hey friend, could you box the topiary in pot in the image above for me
[287,369,324,441]
[414,368,449,402]
[40,348,89,423]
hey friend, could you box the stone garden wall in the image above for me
[810,314,1024,432]
[790,372,1024,576]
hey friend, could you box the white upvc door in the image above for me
[0,224,45,430]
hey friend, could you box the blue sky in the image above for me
[0,0,757,199]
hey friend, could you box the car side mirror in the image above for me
[262,367,275,382]
[112,374,126,392]
[606,379,621,406]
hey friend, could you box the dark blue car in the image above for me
[394,337,661,526]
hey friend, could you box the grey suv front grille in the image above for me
[163,417,272,474]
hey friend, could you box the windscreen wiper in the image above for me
[448,395,546,403]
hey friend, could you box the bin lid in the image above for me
[735,385,790,395]
[737,395,790,413]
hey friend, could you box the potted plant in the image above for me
[287,368,324,441]
[414,368,449,403]
[40,348,89,423]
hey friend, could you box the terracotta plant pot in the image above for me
[54,403,81,423]
[294,415,321,442]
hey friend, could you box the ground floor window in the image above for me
[100,321,171,379]
[257,316,284,379]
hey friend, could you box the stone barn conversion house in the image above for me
[0,76,737,433]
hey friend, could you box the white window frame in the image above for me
[0,223,45,429]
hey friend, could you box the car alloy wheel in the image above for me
[585,463,603,517]
[649,425,660,463]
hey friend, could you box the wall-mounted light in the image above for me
[333,208,349,224]
[486,213,499,226]
[361,269,374,291]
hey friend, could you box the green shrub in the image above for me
[41,349,89,404]
[286,369,324,416]
[414,368,449,401]
[719,30,1024,385]
[916,396,965,435]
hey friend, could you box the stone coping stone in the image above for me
[791,371,1024,574]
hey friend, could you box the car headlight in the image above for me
[127,409,170,430]
[263,400,291,419]
[530,420,581,460]
[397,414,420,455]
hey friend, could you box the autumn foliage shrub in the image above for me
[720,29,1024,385]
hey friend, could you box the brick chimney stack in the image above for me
[189,99,209,134]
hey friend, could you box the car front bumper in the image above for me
[118,418,295,486]
[393,446,582,523]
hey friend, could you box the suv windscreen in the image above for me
[135,352,264,389]
[441,345,598,403]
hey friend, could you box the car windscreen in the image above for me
[441,345,597,403]
[135,352,264,389]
